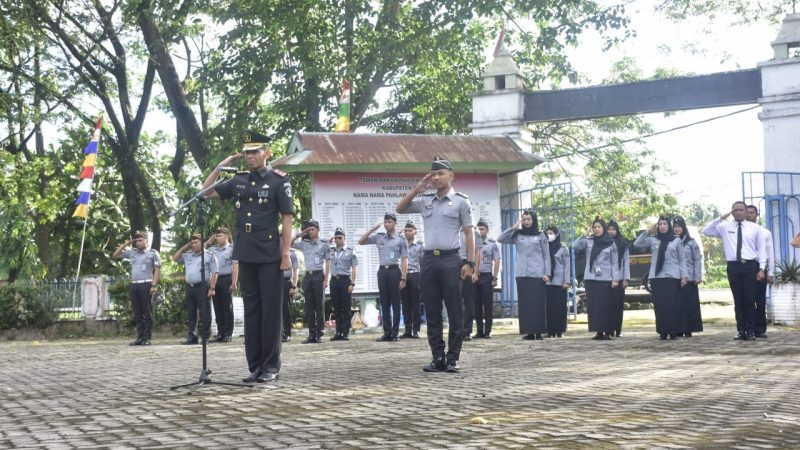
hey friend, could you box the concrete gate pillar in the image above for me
[758,13,800,261]
[469,41,537,215]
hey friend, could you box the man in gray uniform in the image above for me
[329,227,358,341]
[460,227,482,341]
[401,221,423,339]
[282,248,299,342]
[206,227,237,343]
[473,218,501,339]
[173,233,218,345]
[397,156,474,373]
[292,219,330,344]
[202,130,293,383]
[112,231,161,346]
[359,213,409,341]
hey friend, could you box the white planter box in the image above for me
[772,283,800,326]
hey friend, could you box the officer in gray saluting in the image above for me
[397,156,475,373]
[112,230,161,346]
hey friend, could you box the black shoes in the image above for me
[423,357,447,372]
[445,360,460,373]
[377,335,397,342]
[594,332,611,340]
[331,333,349,341]
[734,332,755,341]
[535,334,544,340]
[301,337,317,344]
[615,330,622,338]
[462,335,472,342]
[181,338,198,345]
[399,332,413,339]
[755,332,768,339]
[282,335,290,343]
[472,333,485,339]
[411,331,420,339]
[129,339,142,346]
[256,372,279,382]
[684,332,692,338]
[523,334,536,340]
[556,333,563,338]
[484,333,492,339]
[242,369,261,383]
[213,335,232,343]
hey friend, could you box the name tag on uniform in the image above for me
[390,251,395,259]
[314,257,320,265]
[594,266,602,276]
[236,184,246,189]
[258,190,269,198]
[141,264,147,272]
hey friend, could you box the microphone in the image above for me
[217,166,239,173]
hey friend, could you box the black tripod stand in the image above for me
[169,180,254,394]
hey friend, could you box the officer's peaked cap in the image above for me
[404,221,416,229]
[303,219,320,229]
[384,212,397,222]
[241,129,272,151]
[133,230,148,239]
[190,233,203,241]
[334,227,345,236]
[431,156,452,171]
[477,218,489,227]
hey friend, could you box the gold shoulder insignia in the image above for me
[273,169,288,177]
[236,170,249,175]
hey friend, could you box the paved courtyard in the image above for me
[1,313,799,449]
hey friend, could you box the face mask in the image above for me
[547,233,557,242]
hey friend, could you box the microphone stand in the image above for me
[169,176,255,394]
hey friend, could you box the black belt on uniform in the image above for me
[424,249,458,256]
[379,264,399,270]
[186,282,207,288]
[332,275,351,280]
[218,274,232,278]
[306,270,323,275]
[478,272,493,277]
[243,224,278,237]
[727,259,757,264]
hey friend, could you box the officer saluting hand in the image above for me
[201,130,293,383]
[396,156,475,373]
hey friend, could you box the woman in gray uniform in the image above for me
[633,216,688,340]
[498,209,550,340]
[607,220,630,338]
[673,216,703,337]
[573,217,619,340]
[545,225,570,338]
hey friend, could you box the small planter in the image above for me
[772,283,800,326]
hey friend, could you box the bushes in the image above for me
[109,278,189,328]
[0,284,57,330]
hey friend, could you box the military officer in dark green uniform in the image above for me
[202,130,293,383]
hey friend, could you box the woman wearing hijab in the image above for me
[572,217,619,340]
[498,209,550,340]
[545,225,571,338]
[673,216,703,337]
[607,220,630,338]
[633,216,688,340]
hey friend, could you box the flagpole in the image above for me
[72,217,89,311]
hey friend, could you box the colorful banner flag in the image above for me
[334,79,350,133]
[72,117,103,219]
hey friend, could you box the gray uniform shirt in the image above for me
[478,238,501,274]
[209,244,235,276]
[179,250,218,284]
[618,247,631,281]
[547,246,571,286]
[681,238,703,282]
[407,241,424,272]
[365,233,408,265]
[633,232,688,280]
[330,246,358,276]
[401,187,474,251]
[292,239,330,271]
[120,248,161,282]
[459,229,482,260]
[283,249,298,279]
[760,227,775,277]
[498,228,551,278]
[572,236,620,281]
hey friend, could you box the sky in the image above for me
[563,4,781,211]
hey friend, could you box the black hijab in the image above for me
[673,216,692,245]
[546,225,561,278]
[655,215,676,275]
[589,217,613,270]
[608,219,629,269]
[514,209,539,237]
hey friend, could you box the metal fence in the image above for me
[15,277,118,320]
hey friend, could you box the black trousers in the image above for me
[282,278,293,337]
[727,261,758,334]
[130,283,153,341]
[422,253,463,362]
[377,265,402,337]
[474,273,494,335]
[461,277,475,335]
[401,272,421,333]
[303,271,325,338]
[239,262,283,374]
[755,279,768,335]
[185,282,211,341]
[330,275,352,336]
[212,275,234,338]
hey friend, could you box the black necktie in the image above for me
[736,222,742,261]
